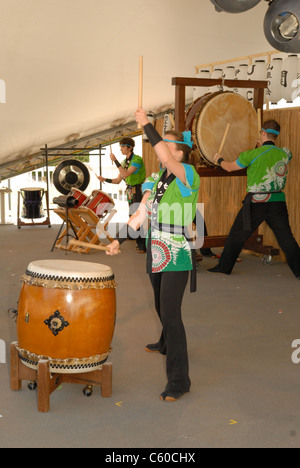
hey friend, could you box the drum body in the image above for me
[68,188,88,208]
[85,190,114,217]
[186,91,258,167]
[21,188,45,219]
[17,260,116,374]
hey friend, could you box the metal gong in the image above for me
[53,159,90,195]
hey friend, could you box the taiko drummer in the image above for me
[99,137,146,253]
[209,120,300,279]
[107,108,200,402]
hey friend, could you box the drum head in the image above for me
[188,91,258,167]
[90,190,114,204]
[26,259,113,281]
[53,159,90,195]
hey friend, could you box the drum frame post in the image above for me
[10,342,112,413]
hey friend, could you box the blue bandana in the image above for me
[262,128,280,136]
[163,131,194,149]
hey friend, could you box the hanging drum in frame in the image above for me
[53,159,90,196]
[186,91,258,167]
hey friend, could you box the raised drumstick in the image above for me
[257,108,262,135]
[137,56,143,130]
[218,123,231,154]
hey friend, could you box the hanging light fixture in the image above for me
[0,79,6,104]
[264,0,300,53]
[210,0,262,13]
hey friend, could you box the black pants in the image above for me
[218,201,300,278]
[128,185,146,252]
[148,270,191,394]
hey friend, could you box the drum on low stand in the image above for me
[16,260,116,373]
[186,91,258,167]
[11,260,116,411]
[68,188,88,208]
[84,190,114,218]
[17,187,51,229]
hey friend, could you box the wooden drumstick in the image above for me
[69,239,121,254]
[218,123,231,154]
[137,56,143,130]
[86,163,99,179]
[257,108,262,134]
[169,113,175,130]
[109,140,113,165]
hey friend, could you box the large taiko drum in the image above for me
[85,190,114,218]
[186,91,258,167]
[16,260,116,374]
[20,188,45,219]
[68,188,88,208]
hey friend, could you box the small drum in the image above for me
[68,188,88,208]
[20,188,45,219]
[186,91,258,167]
[16,260,116,374]
[85,190,114,218]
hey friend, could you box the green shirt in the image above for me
[237,143,292,203]
[122,154,146,187]
[142,164,200,273]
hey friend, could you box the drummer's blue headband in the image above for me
[262,128,280,136]
[163,131,194,149]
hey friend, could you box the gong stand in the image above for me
[10,342,112,413]
[172,76,279,259]
[50,205,78,254]
[41,144,105,193]
[41,144,106,252]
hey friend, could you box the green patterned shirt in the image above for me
[142,165,200,273]
[236,143,292,203]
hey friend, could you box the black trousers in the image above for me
[148,270,191,394]
[128,185,146,252]
[218,201,300,278]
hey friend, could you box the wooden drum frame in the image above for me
[186,91,259,167]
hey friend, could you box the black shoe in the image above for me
[145,343,160,353]
[160,390,189,402]
[145,343,166,355]
[207,265,227,274]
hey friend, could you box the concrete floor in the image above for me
[0,224,300,448]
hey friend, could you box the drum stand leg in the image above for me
[10,342,112,413]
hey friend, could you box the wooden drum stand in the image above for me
[10,342,112,413]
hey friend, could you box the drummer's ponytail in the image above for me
[164,131,200,169]
[187,149,201,169]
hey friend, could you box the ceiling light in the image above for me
[210,0,262,13]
